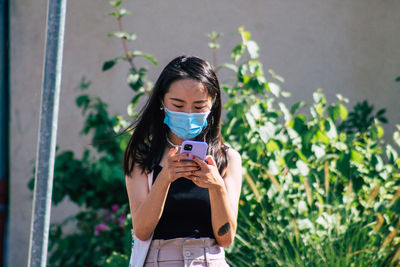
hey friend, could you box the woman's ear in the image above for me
[159,99,164,110]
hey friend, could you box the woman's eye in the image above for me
[173,105,183,108]
[195,106,206,110]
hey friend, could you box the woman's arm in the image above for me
[125,164,170,241]
[125,147,200,241]
[191,148,243,247]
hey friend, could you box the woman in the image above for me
[123,55,242,266]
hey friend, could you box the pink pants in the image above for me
[144,237,229,267]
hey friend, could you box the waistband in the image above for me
[145,237,225,263]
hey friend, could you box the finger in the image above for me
[174,166,201,173]
[170,160,198,170]
[204,155,217,166]
[168,146,179,157]
[169,151,191,162]
[188,175,201,182]
[191,156,208,169]
[173,160,199,167]
[177,171,198,178]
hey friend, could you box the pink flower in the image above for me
[111,204,119,213]
[104,210,111,221]
[95,223,109,232]
[118,215,126,228]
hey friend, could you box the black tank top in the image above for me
[152,164,215,239]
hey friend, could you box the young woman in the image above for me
[123,56,242,266]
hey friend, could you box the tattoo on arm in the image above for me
[217,222,231,236]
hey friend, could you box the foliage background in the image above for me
[20,0,400,267]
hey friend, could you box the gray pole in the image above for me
[27,0,67,266]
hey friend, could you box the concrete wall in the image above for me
[8,0,400,266]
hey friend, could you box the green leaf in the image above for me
[371,155,384,171]
[313,91,325,104]
[250,104,261,120]
[266,140,280,152]
[238,27,251,42]
[396,158,400,168]
[218,63,238,73]
[76,94,90,109]
[386,144,398,163]
[268,160,279,175]
[259,122,275,143]
[370,125,384,139]
[102,57,125,71]
[293,115,307,134]
[278,102,290,123]
[325,119,338,139]
[208,43,220,50]
[225,117,237,136]
[244,113,256,130]
[131,51,158,66]
[246,40,259,59]
[376,125,384,138]
[109,0,122,8]
[268,82,280,97]
[312,144,325,158]
[75,77,91,91]
[350,149,363,164]
[394,130,400,148]
[127,73,140,84]
[290,101,304,115]
[118,8,131,18]
[107,31,136,41]
[339,104,348,120]
[102,60,117,71]
[297,218,313,231]
[296,160,309,176]
[130,92,144,108]
[328,105,340,122]
[231,44,245,63]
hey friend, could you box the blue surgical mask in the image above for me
[163,106,210,140]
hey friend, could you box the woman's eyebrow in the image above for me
[169,97,185,103]
[169,98,208,104]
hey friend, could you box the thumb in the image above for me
[168,146,179,157]
[205,155,217,166]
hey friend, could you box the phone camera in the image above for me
[184,144,193,151]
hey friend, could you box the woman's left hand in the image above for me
[189,155,225,189]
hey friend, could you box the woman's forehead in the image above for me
[165,79,211,101]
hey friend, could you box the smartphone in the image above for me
[180,140,208,161]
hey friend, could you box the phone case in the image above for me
[180,140,208,161]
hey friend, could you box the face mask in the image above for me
[163,106,210,140]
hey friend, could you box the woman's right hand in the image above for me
[160,147,200,183]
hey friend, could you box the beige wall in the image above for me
[8,0,400,266]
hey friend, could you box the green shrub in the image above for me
[218,27,400,267]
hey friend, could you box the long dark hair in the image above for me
[123,55,228,176]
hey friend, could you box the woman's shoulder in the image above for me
[221,146,241,180]
[224,145,241,163]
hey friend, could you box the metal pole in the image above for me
[27,0,67,266]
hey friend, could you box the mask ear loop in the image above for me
[202,110,212,143]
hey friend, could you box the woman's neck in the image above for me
[167,131,184,147]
